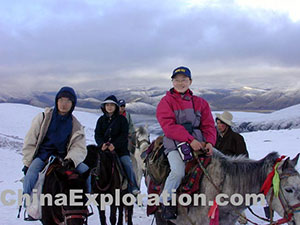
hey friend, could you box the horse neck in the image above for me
[215,154,276,195]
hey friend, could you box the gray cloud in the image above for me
[0,0,300,92]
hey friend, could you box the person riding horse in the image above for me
[119,99,136,154]
[156,66,216,220]
[22,86,91,220]
[94,95,140,195]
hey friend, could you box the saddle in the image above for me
[144,136,170,185]
[145,137,212,215]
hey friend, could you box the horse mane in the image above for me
[213,150,280,193]
[136,126,147,136]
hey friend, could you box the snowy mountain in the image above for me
[0,103,300,224]
[1,86,300,114]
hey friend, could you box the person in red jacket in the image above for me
[156,66,216,220]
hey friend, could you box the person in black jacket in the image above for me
[94,95,140,195]
[215,111,249,157]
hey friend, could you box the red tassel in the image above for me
[260,155,285,195]
[208,200,219,225]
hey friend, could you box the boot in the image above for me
[162,204,177,220]
[24,215,38,221]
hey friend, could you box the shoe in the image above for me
[24,215,38,221]
[162,204,177,220]
[132,189,141,196]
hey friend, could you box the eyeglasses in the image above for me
[172,79,190,84]
[58,98,72,104]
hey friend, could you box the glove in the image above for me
[22,166,28,175]
[62,159,75,169]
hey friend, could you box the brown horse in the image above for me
[84,145,133,225]
[41,158,90,225]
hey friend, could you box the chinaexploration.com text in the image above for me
[1,189,266,210]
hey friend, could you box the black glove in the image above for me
[62,159,75,169]
[22,166,28,175]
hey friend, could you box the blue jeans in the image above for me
[119,155,139,192]
[160,150,185,202]
[23,157,91,195]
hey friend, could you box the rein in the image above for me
[195,153,300,225]
[246,162,300,225]
[93,152,115,192]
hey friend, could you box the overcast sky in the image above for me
[1,0,300,93]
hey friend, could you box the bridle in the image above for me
[136,134,150,149]
[52,206,92,225]
[265,170,300,225]
[246,168,300,225]
[50,173,93,225]
[91,151,116,192]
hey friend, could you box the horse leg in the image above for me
[98,206,107,225]
[126,205,133,225]
[110,204,117,225]
[155,210,172,225]
[117,204,124,225]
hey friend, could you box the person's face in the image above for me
[172,74,192,93]
[57,97,73,115]
[119,105,125,114]
[216,119,228,133]
[105,103,116,114]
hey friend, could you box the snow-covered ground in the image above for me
[0,103,299,224]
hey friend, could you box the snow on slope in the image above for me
[0,103,300,224]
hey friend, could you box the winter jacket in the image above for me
[156,88,216,154]
[22,107,87,167]
[94,113,129,157]
[215,127,248,157]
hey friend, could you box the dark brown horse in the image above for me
[41,158,90,225]
[84,145,133,225]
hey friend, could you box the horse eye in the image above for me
[285,187,294,193]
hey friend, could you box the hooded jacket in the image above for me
[22,87,87,167]
[94,95,129,157]
[156,88,216,154]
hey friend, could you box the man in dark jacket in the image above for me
[94,95,140,195]
[215,111,248,157]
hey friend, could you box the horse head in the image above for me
[42,159,89,225]
[135,125,150,151]
[133,125,150,188]
[267,153,300,225]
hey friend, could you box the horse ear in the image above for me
[145,123,148,130]
[290,153,300,167]
[281,154,299,171]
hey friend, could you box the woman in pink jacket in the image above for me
[156,66,216,220]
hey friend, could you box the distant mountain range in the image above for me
[1,86,300,114]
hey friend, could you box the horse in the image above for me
[84,145,133,225]
[131,125,150,189]
[41,158,90,225]
[154,150,300,225]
